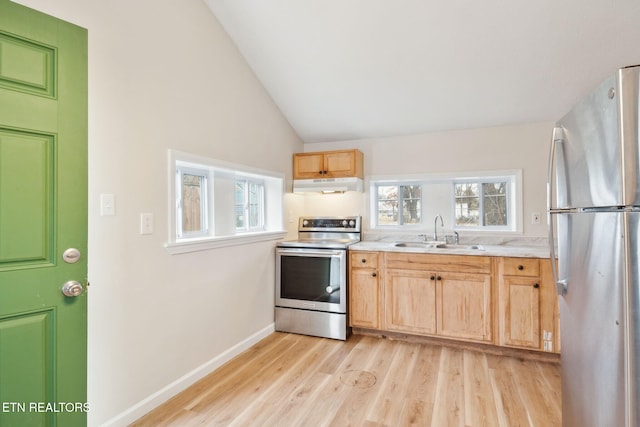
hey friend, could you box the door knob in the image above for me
[61,280,85,297]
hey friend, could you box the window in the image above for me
[376,184,422,226]
[454,179,511,229]
[370,171,521,233]
[235,179,265,232]
[177,166,209,238]
[167,150,285,254]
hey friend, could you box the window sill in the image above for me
[165,230,287,255]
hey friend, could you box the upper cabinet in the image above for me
[293,149,364,180]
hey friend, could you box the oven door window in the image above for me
[280,255,341,304]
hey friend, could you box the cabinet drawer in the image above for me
[386,252,491,274]
[502,258,540,277]
[350,252,378,269]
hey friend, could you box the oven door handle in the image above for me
[277,249,343,257]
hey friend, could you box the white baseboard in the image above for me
[98,323,275,427]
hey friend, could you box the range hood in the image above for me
[293,177,364,193]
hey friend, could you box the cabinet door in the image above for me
[293,153,325,179]
[500,276,540,349]
[349,268,379,329]
[437,272,492,342]
[385,269,436,335]
[324,151,356,178]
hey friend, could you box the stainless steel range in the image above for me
[275,216,361,340]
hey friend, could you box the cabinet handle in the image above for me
[533,283,539,288]
[430,275,435,281]
[518,265,524,270]
[361,258,367,263]
[372,272,377,277]
[436,275,442,281]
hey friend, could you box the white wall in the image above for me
[300,121,554,238]
[12,1,303,425]
[9,2,554,424]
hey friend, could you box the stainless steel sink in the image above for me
[393,241,445,248]
[393,242,485,251]
[440,244,485,251]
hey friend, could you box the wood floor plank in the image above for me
[130,332,561,427]
[365,341,419,424]
[315,337,398,426]
[228,337,343,426]
[487,355,534,427]
[203,334,322,425]
[463,350,501,427]
[431,347,465,427]
[509,358,561,427]
[396,342,441,426]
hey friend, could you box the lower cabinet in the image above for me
[498,257,559,353]
[384,253,493,344]
[348,250,560,353]
[349,251,380,329]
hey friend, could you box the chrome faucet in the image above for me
[434,214,444,241]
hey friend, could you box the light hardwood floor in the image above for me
[131,332,561,426]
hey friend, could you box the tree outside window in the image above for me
[454,181,507,227]
[377,184,421,226]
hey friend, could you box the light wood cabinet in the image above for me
[349,251,380,329]
[384,253,493,343]
[385,268,436,334]
[437,271,492,342]
[498,257,559,353]
[293,149,364,180]
[348,249,559,354]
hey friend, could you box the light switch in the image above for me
[140,213,153,235]
[100,194,115,216]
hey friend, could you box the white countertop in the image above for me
[349,240,551,258]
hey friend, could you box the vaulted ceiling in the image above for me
[204,0,640,143]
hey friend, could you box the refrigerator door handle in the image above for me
[548,127,568,296]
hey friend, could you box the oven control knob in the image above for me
[326,286,335,294]
[342,220,348,226]
[349,220,355,227]
[302,219,309,226]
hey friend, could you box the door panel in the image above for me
[627,212,640,426]
[554,71,621,209]
[0,311,54,426]
[501,276,540,349]
[558,211,625,427]
[0,1,87,426]
[437,272,492,342]
[385,269,436,335]
[0,30,56,97]
[0,128,55,266]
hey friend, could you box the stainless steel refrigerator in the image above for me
[548,65,640,427]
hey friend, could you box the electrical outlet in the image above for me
[531,212,541,225]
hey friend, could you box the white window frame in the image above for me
[452,176,515,231]
[235,178,265,232]
[369,170,522,234]
[373,182,424,228]
[167,150,286,254]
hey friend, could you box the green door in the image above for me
[0,1,88,426]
